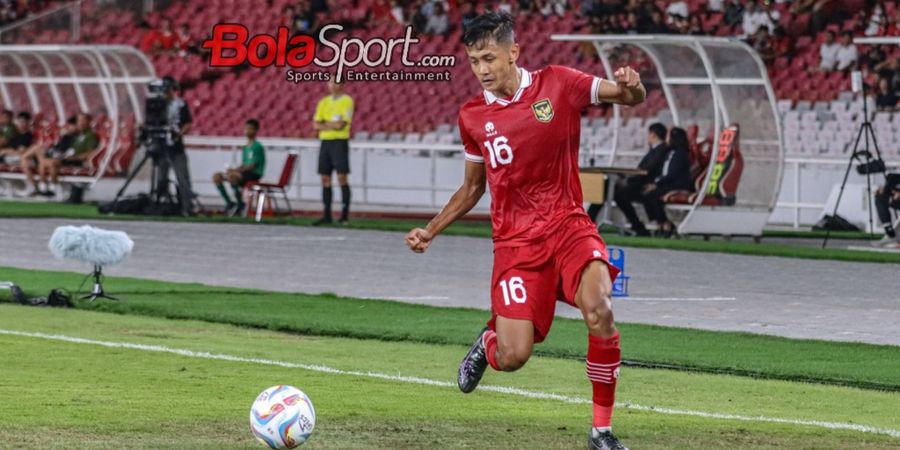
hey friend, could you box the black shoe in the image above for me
[312,216,333,226]
[228,203,245,218]
[588,429,628,450]
[223,203,236,216]
[27,190,41,198]
[40,190,55,198]
[458,327,491,393]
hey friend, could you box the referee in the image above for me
[312,79,354,225]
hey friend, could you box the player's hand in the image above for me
[614,66,641,88]
[405,228,434,253]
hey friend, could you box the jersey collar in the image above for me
[483,68,532,107]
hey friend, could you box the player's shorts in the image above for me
[239,170,261,185]
[318,139,350,175]
[487,214,620,343]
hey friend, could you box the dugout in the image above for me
[0,45,155,187]
[553,35,784,238]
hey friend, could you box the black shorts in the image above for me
[240,170,262,185]
[61,159,83,168]
[318,139,350,175]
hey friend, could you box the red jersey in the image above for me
[458,65,602,248]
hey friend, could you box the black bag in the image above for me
[98,194,150,214]
[19,289,73,308]
[812,214,861,231]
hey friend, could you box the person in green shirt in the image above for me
[212,119,266,217]
[43,112,99,196]
[0,109,16,148]
[312,78,354,225]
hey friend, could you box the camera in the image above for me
[140,78,175,157]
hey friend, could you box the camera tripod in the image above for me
[822,85,889,248]
[110,137,204,215]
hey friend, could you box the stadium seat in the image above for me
[244,152,298,222]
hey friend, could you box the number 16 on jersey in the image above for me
[484,136,513,169]
[499,276,527,306]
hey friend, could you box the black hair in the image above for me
[16,111,31,121]
[648,122,667,141]
[246,119,260,129]
[668,127,690,153]
[462,12,516,47]
[66,115,77,125]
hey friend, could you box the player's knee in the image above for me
[212,172,223,184]
[228,173,242,185]
[497,340,531,371]
[583,298,614,334]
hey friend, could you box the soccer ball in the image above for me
[249,385,316,449]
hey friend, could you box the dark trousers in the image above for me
[155,150,194,214]
[613,181,668,231]
[876,174,900,225]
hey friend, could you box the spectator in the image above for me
[875,77,898,111]
[771,26,793,59]
[865,1,887,36]
[741,0,778,38]
[0,109,15,148]
[724,0,744,27]
[390,0,405,25]
[424,3,449,35]
[537,0,566,17]
[0,112,33,163]
[861,45,887,73]
[22,116,77,197]
[461,2,478,30]
[687,14,704,35]
[665,1,688,24]
[42,113,99,199]
[818,30,840,71]
[752,27,777,64]
[293,1,317,33]
[211,119,266,217]
[156,18,177,51]
[707,0,724,13]
[174,24,194,55]
[835,31,858,71]
[497,0,514,15]
[613,122,670,236]
[281,5,296,28]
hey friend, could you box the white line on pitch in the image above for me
[620,297,737,302]
[0,328,896,439]
[376,296,452,301]
[249,236,347,241]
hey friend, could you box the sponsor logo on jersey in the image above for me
[531,98,553,122]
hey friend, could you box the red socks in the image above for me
[483,329,501,371]
[587,331,621,428]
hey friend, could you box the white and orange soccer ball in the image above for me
[249,385,316,449]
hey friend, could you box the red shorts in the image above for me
[487,215,619,343]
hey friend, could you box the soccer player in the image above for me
[404,12,645,450]
[212,119,266,217]
[312,79,354,225]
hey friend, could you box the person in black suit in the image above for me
[610,122,669,235]
[640,126,693,237]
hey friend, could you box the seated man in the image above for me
[40,113,99,197]
[0,112,33,163]
[874,173,900,249]
[21,116,78,197]
[212,119,266,217]
[0,109,15,149]
[611,122,669,235]
[639,126,693,237]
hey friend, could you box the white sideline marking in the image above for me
[620,297,737,302]
[250,236,348,242]
[377,296,452,301]
[1,328,898,439]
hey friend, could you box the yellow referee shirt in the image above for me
[313,94,354,140]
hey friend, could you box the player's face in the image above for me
[466,39,519,93]
[245,124,257,138]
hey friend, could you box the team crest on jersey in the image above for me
[532,99,553,122]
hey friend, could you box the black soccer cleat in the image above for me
[588,429,628,450]
[457,327,491,393]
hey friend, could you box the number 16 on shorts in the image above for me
[500,276,527,305]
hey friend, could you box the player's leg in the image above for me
[613,182,648,236]
[457,316,534,393]
[314,142,334,225]
[227,170,246,215]
[212,171,234,210]
[335,140,351,224]
[575,261,626,450]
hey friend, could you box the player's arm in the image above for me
[597,67,646,106]
[405,160,486,253]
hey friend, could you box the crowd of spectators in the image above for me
[0,0,52,27]
[139,16,196,56]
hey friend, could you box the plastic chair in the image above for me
[245,152,298,222]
